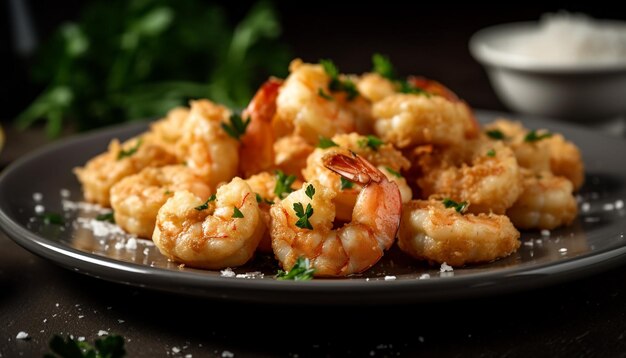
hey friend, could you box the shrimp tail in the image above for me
[322,152,384,185]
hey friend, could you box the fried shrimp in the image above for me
[357,72,397,103]
[110,165,212,239]
[175,99,239,189]
[484,119,584,190]
[239,78,283,178]
[270,153,401,277]
[274,59,369,144]
[372,93,477,148]
[153,177,264,269]
[273,134,314,179]
[302,133,412,221]
[149,107,190,151]
[74,136,178,207]
[415,139,523,214]
[506,171,578,230]
[398,199,520,266]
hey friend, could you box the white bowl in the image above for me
[469,21,626,121]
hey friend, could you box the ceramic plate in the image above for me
[1,110,625,304]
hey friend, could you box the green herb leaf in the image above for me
[42,213,65,225]
[385,166,403,178]
[317,136,338,149]
[524,130,552,143]
[293,202,314,230]
[96,212,115,223]
[399,81,430,96]
[276,256,315,280]
[232,206,244,218]
[255,193,274,205]
[320,59,339,78]
[164,189,172,195]
[486,149,496,157]
[221,113,250,141]
[486,129,505,140]
[47,334,126,358]
[320,59,359,101]
[194,194,216,211]
[305,184,315,199]
[358,135,384,151]
[442,198,469,213]
[372,53,395,80]
[274,170,296,199]
[117,138,142,160]
[340,177,354,190]
[317,88,334,101]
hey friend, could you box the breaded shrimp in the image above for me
[74,135,178,207]
[270,152,401,277]
[273,134,314,180]
[149,107,190,151]
[398,199,520,266]
[415,139,523,214]
[153,177,265,269]
[506,170,578,230]
[110,165,212,239]
[175,99,239,189]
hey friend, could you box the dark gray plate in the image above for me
[1,110,625,304]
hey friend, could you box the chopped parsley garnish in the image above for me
[117,138,142,160]
[293,202,314,230]
[42,212,65,225]
[255,193,274,205]
[221,113,250,141]
[385,166,403,178]
[320,59,359,100]
[399,81,431,96]
[194,194,216,211]
[164,189,172,195]
[46,333,126,358]
[96,212,115,223]
[232,206,244,218]
[340,177,354,190]
[317,88,334,101]
[524,130,552,143]
[486,129,505,140]
[317,136,338,149]
[305,184,315,199]
[486,149,496,157]
[372,53,395,80]
[442,198,468,213]
[276,256,315,281]
[274,170,296,199]
[358,135,384,151]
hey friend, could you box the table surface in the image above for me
[1,123,626,358]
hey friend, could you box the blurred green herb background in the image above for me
[16,0,290,137]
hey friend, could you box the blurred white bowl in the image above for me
[469,21,626,121]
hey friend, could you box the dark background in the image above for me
[3,1,626,123]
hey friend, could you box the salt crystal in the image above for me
[418,336,424,343]
[440,262,453,272]
[235,272,264,279]
[616,200,624,210]
[118,319,125,324]
[43,319,47,323]
[60,189,71,198]
[185,355,193,358]
[384,275,396,281]
[581,202,591,212]
[220,268,236,278]
[541,229,551,237]
[143,248,149,255]
[97,330,108,336]
[125,238,137,250]
[78,315,84,319]
[172,347,181,353]
[603,203,615,211]
[78,337,85,342]
[419,273,430,280]
[15,331,28,340]
[33,192,43,201]
[114,242,124,250]
[222,351,234,358]
[34,205,45,214]
[559,248,568,254]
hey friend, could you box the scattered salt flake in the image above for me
[143,248,149,255]
[172,347,181,353]
[178,263,185,269]
[584,217,601,223]
[97,330,108,336]
[34,205,45,214]
[222,351,234,358]
[365,278,370,281]
[419,273,430,280]
[235,271,264,279]
[581,202,591,212]
[185,355,193,358]
[559,248,568,254]
[440,262,453,272]
[43,319,47,323]
[114,242,124,250]
[370,351,375,356]
[78,315,84,319]
[118,319,125,324]
[220,268,236,278]
[616,200,624,210]
[78,337,85,342]
[77,217,126,237]
[384,275,396,281]
[603,203,615,211]
[418,336,425,343]
[16,331,29,340]
[523,241,534,247]
[33,192,43,201]
[541,229,551,237]
[125,238,137,250]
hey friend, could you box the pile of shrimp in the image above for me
[74,56,585,276]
